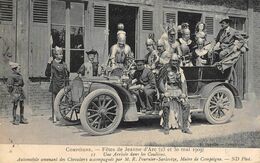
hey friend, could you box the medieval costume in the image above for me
[158,54,192,134]
[45,46,69,122]
[78,49,99,77]
[144,38,159,70]
[176,28,195,67]
[108,24,134,73]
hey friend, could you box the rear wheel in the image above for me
[204,86,235,124]
[80,89,123,135]
[54,87,81,125]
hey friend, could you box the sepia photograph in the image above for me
[0,0,260,162]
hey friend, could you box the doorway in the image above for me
[178,11,202,41]
[109,4,138,55]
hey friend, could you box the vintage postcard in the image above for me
[0,0,260,162]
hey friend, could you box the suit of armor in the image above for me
[109,44,132,69]
[158,63,191,134]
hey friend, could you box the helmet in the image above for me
[182,28,190,35]
[117,23,124,30]
[157,39,165,47]
[145,38,154,46]
[170,53,179,61]
[117,33,126,44]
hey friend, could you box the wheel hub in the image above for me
[99,107,107,115]
[217,102,224,109]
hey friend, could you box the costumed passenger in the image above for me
[77,49,99,77]
[108,23,134,76]
[45,46,69,122]
[158,53,192,135]
[195,22,207,41]
[129,59,156,114]
[193,38,210,66]
[157,39,172,66]
[177,25,195,67]
[144,37,159,71]
[163,23,181,56]
[7,63,28,125]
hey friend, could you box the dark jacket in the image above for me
[132,68,156,89]
[6,71,25,102]
[216,27,244,49]
[45,60,69,94]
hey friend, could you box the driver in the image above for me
[129,59,156,114]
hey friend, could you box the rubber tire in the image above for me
[80,89,123,135]
[204,86,235,124]
[54,88,81,125]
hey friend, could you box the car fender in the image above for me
[199,82,242,109]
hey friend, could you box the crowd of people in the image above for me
[6,18,247,136]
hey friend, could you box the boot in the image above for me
[163,107,170,135]
[13,116,19,125]
[181,102,192,134]
[20,102,28,124]
[12,103,19,125]
[20,115,28,124]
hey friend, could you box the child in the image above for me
[45,46,69,122]
[7,62,28,125]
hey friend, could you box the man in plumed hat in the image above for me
[213,18,244,62]
[129,58,156,114]
[78,49,99,77]
[7,62,28,125]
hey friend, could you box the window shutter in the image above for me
[94,5,106,28]
[33,0,48,23]
[165,12,176,23]
[254,0,260,12]
[0,0,13,22]
[205,16,214,35]
[142,10,153,30]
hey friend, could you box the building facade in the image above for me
[0,0,258,116]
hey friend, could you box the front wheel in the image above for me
[54,87,81,125]
[204,86,235,124]
[80,89,123,135]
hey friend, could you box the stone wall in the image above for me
[27,82,52,116]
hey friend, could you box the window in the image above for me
[229,17,246,32]
[94,5,106,28]
[142,10,153,30]
[33,0,48,23]
[51,0,66,48]
[0,0,13,22]
[51,1,87,73]
[205,16,214,35]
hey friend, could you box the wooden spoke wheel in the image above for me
[204,86,235,124]
[80,89,123,135]
[54,87,81,125]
